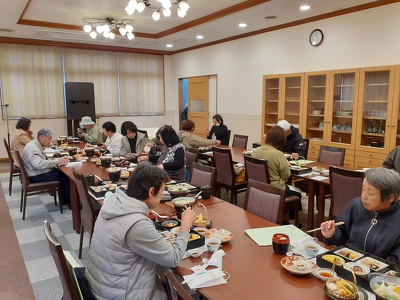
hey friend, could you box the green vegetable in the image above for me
[344,283,354,294]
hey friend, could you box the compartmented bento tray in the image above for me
[316,245,400,292]
[155,219,205,250]
[290,166,312,175]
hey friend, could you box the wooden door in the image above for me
[188,76,209,138]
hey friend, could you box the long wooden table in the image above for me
[160,200,332,299]
[199,145,246,164]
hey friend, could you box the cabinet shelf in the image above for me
[265,100,279,102]
[286,86,301,89]
[334,84,355,88]
[285,113,300,116]
[331,130,352,134]
[265,112,278,115]
[284,100,300,103]
[308,100,326,103]
[333,115,353,118]
[333,100,354,103]
[365,83,389,87]
[266,87,280,90]
[308,127,324,131]
[362,100,388,103]
[309,114,324,117]
[308,85,326,88]
[363,116,387,120]
[361,132,385,137]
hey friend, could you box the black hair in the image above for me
[213,114,224,126]
[16,117,31,131]
[102,121,116,133]
[126,163,168,200]
[121,121,138,136]
[159,126,180,147]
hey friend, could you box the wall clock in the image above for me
[309,29,324,46]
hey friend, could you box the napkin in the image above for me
[64,161,83,168]
[204,249,225,270]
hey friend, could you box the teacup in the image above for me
[304,241,320,257]
[206,238,221,252]
[272,233,290,255]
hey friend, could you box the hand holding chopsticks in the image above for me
[307,221,345,233]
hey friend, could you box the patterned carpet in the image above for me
[1,173,90,300]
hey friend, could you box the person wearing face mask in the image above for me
[205,114,229,146]
[85,164,196,300]
[120,121,153,162]
[11,117,34,166]
[320,168,400,264]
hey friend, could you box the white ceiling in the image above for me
[0,0,391,53]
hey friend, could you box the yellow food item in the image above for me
[394,285,400,294]
[322,254,344,265]
[349,253,358,260]
[189,234,200,241]
[195,213,203,223]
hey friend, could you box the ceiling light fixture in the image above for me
[82,17,135,40]
[300,5,310,11]
[125,0,190,21]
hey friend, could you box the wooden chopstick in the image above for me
[306,221,345,233]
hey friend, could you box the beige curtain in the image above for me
[0,44,64,118]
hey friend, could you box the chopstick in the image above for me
[306,221,345,233]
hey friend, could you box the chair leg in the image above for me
[20,188,24,212]
[56,188,63,214]
[79,225,85,259]
[9,171,12,196]
[229,190,235,204]
[22,191,28,220]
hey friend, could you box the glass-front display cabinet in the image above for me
[303,72,328,144]
[282,74,304,130]
[327,69,359,147]
[356,66,396,153]
[262,75,281,135]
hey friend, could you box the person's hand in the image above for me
[57,157,69,165]
[320,220,336,239]
[180,207,197,232]
[137,155,149,163]
[292,153,299,160]
[100,144,107,149]
[135,150,146,158]
[215,140,221,145]
[27,130,33,136]
[145,142,154,148]
[205,127,210,135]
[157,164,164,170]
[263,134,267,143]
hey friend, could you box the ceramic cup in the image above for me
[272,233,290,255]
[206,238,221,252]
[304,241,320,257]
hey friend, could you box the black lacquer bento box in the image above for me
[316,245,400,292]
[155,219,205,251]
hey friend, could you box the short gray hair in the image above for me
[365,168,400,201]
[37,127,54,139]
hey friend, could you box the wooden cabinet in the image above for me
[261,73,304,139]
[262,65,400,169]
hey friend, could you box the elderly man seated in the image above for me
[22,127,71,204]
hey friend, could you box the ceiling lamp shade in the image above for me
[125,0,189,20]
[82,17,134,40]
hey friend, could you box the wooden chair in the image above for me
[232,134,248,149]
[329,166,364,219]
[212,147,247,204]
[3,138,21,196]
[15,151,61,220]
[190,162,217,196]
[226,129,231,146]
[185,148,199,178]
[165,269,194,300]
[244,179,286,224]
[44,220,82,300]
[72,168,100,259]
[244,155,300,226]
[137,129,148,137]
[303,138,310,160]
[318,145,346,166]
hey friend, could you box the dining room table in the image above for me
[155,199,340,300]
[198,145,246,164]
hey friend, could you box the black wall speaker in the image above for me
[65,82,96,120]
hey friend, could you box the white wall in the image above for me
[168,3,400,147]
[2,3,400,158]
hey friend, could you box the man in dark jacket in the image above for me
[277,120,305,160]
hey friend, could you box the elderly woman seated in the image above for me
[321,168,400,264]
[178,119,220,149]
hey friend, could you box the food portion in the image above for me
[371,279,400,300]
[322,254,345,266]
[326,278,358,299]
[358,257,388,271]
[280,255,318,275]
[343,262,370,275]
[161,220,179,228]
[334,247,364,261]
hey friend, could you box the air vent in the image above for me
[0,28,14,33]
[173,38,195,44]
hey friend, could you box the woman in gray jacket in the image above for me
[120,121,152,161]
[85,164,197,300]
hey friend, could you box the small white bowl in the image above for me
[320,170,330,177]
[188,248,203,258]
[315,268,337,281]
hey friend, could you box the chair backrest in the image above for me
[3,138,17,169]
[212,147,235,186]
[164,269,193,300]
[329,166,364,218]
[318,146,346,166]
[190,162,217,195]
[44,220,81,300]
[226,129,231,145]
[244,155,271,184]
[185,148,199,175]
[137,129,148,137]
[72,168,96,234]
[303,138,310,160]
[232,134,248,149]
[244,179,286,224]
[14,151,29,189]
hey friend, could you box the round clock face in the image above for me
[309,29,323,46]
